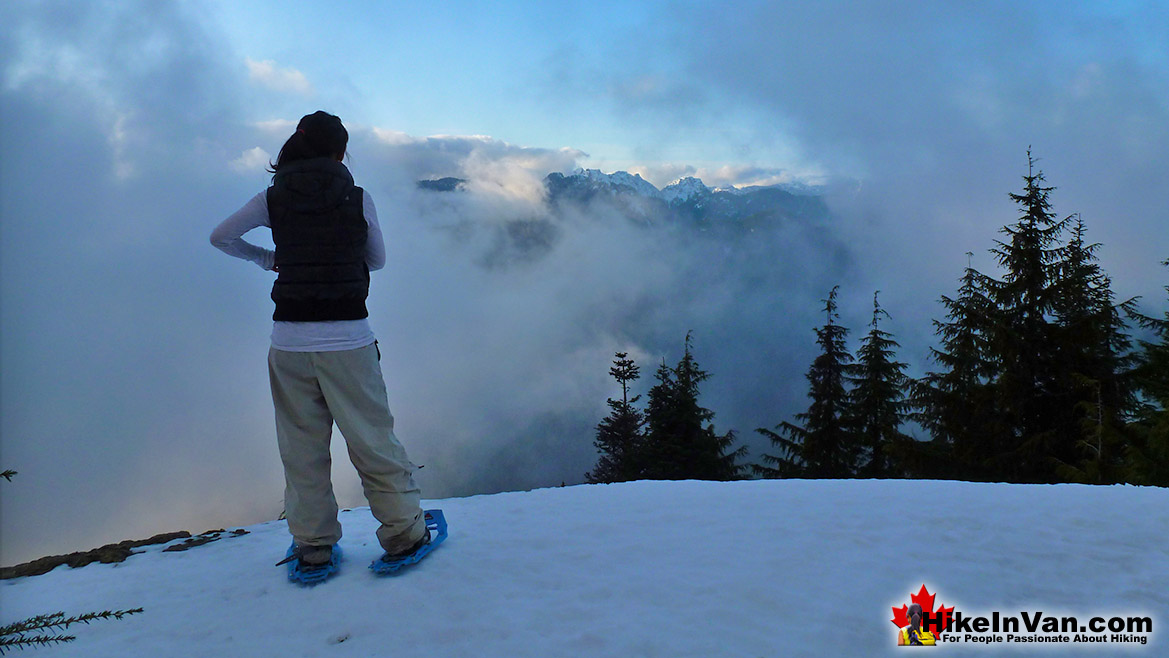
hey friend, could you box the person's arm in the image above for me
[210,192,276,271]
[364,189,386,272]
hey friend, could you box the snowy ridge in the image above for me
[573,168,662,198]
[3,479,1163,656]
[421,169,824,205]
[661,176,710,203]
[565,169,814,203]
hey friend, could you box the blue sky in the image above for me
[212,2,638,152]
[2,0,1168,564]
[208,0,809,181]
[202,0,1169,186]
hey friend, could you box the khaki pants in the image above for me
[268,343,425,554]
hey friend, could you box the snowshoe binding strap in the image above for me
[369,509,447,575]
[282,543,342,586]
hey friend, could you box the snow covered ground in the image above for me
[3,479,1165,657]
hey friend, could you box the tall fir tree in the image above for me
[919,157,1144,485]
[1127,258,1169,485]
[845,292,912,478]
[642,333,746,481]
[980,150,1072,482]
[756,286,858,478]
[912,253,999,480]
[1050,215,1138,483]
[586,352,647,484]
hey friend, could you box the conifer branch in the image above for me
[0,632,78,654]
[1,609,143,636]
[0,609,143,655]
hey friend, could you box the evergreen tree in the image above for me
[845,292,912,478]
[912,254,999,480]
[756,286,857,478]
[1127,258,1169,485]
[914,154,1150,485]
[586,352,646,484]
[1050,215,1138,483]
[1127,413,1169,486]
[980,151,1072,482]
[642,333,746,480]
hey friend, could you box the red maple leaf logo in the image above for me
[891,584,955,635]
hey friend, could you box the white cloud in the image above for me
[460,146,551,209]
[367,126,821,196]
[357,128,584,192]
[230,146,271,173]
[109,112,136,180]
[245,58,313,96]
[371,127,422,146]
[625,163,825,190]
[253,118,297,134]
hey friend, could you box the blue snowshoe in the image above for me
[278,543,342,585]
[369,509,447,575]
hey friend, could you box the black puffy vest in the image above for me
[268,158,369,321]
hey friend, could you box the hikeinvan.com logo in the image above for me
[891,585,1154,648]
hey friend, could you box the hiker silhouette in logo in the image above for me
[898,603,937,646]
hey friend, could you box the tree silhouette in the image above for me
[642,334,746,480]
[756,287,857,478]
[587,352,647,483]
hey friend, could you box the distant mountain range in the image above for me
[418,169,829,228]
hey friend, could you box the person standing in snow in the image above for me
[211,111,429,574]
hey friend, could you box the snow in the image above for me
[566,169,823,203]
[775,180,827,196]
[3,479,1165,657]
[661,176,710,203]
[573,168,662,198]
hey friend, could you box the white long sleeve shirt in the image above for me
[211,188,385,352]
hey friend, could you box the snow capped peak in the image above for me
[665,175,705,188]
[552,168,825,207]
[572,168,661,198]
[573,167,607,182]
[661,176,710,203]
